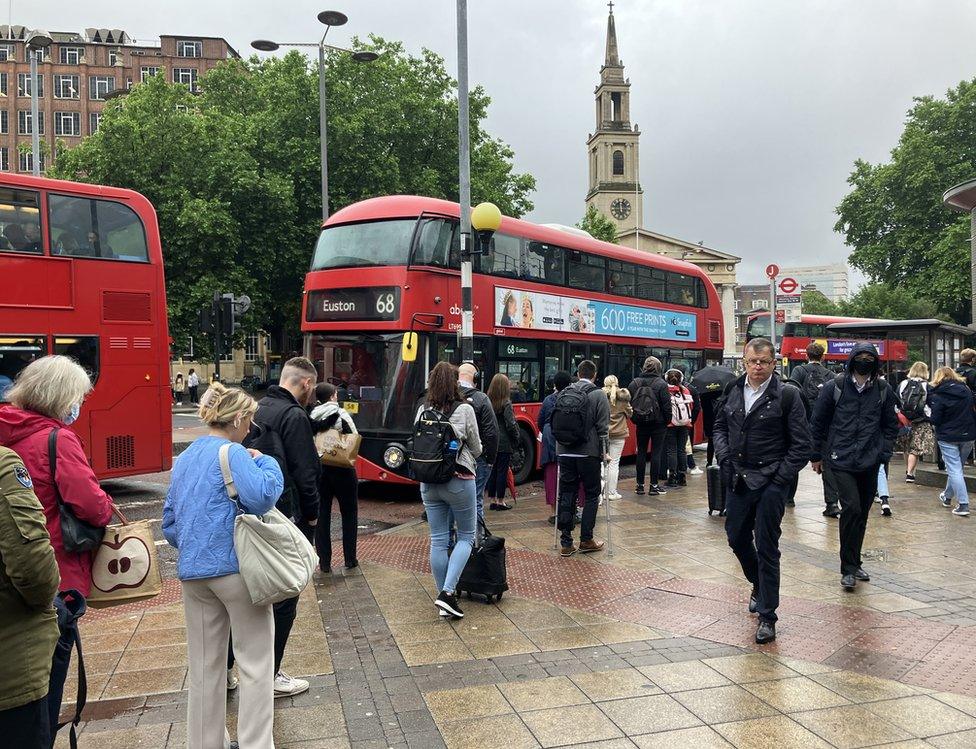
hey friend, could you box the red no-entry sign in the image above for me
[778,277,798,294]
[765,264,779,279]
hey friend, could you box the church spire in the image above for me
[605,1,620,67]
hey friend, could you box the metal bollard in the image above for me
[603,456,613,557]
[553,462,561,551]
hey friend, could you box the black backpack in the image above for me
[798,364,832,410]
[552,382,593,446]
[409,403,462,483]
[900,379,927,422]
[631,380,663,425]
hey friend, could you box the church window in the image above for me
[611,91,622,122]
[612,150,624,176]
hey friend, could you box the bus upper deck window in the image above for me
[48,194,148,262]
[0,188,42,254]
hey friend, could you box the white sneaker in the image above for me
[226,668,238,691]
[274,671,309,697]
[610,492,622,500]
[689,467,703,476]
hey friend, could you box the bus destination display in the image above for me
[306,287,401,322]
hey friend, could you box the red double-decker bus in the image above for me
[745,312,908,375]
[0,174,172,478]
[303,195,725,484]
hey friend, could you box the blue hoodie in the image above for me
[928,380,976,443]
[163,436,283,581]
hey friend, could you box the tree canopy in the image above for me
[840,282,940,321]
[834,78,976,323]
[576,205,618,243]
[50,38,536,353]
[800,289,839,315]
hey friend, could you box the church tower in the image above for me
[585,2,643,234]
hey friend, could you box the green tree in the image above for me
[835,78,976,323]
[800,289,839,315]
[838,282,940,320]
[576,205,618,243]
[50,39,536,351]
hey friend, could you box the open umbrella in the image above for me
[692,364,737,397]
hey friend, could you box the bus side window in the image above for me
[0,337,46,400]
[0,187,42,254]
[54,337,99,386]
[48,194,148,262]
[414,219,456,268]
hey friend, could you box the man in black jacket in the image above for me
[245,356,320,698]
[458,363,499,520]
[627,356,673,495]
[713,338,811,644]
[955,349,976,394]
[810,343,898,592]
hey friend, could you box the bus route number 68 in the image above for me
[375,293,396,315]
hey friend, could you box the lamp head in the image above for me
[318,10,349,26]
[351,50,379,62]
[471,202,502,233]
[251,39,280,52]
[26,29,53,48]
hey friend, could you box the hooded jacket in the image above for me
[0,405,114,595]
[927,380,976,443]
[809,343,899,471]
[460,384,499,465]
[626,369,673,428]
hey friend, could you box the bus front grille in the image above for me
[106,435,135,470]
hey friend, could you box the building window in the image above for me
[17,110,44,135]
[0,147,7,171]
[0,72,6,97]
[140,66,160,82]
[18,150,45,173]
[89,111,102,134]
[0,45,12,62]
[53,74,80,99]
[177,40,202,58]
[108,49,119,66]
[612,149,624,176]
[17,73,43,98]
[54,111,81,136]
[88,75,115,100]
[172,68,199,92]
[59,46,82,65]
[28,47,50,63]
[245,333,260,362]
[0,111,6,135]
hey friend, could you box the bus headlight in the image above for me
[383,444,406,469]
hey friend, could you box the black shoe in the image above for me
[853,567,870,581]
[649,484,668,496]
[905,473,916,484]
[755,620,776,644]
[435,590,464,618]
[880,499,892,517]
[748,587,759,614]
[547,515,556,525]
[319,564,331,575]
[678,474,687,486]
[666,479,679,488]
[345,561,359,570]
[635,484,645,495]
[421,510,428,522]
[823,504,841,518]
[490,502,513,511]
[841,574,856,591]
[786,497,796,507]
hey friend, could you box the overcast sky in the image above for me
[26,0,976,283]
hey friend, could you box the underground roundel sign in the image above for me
[778,277,798,294]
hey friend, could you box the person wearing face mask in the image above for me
[241,356,320,698]
[810,343,898,592]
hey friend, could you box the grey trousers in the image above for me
[183,573,275,749]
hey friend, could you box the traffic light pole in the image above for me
[212,292,223,382]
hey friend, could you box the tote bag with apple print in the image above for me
[87,506,162,608]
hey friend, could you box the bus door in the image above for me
[496,339,541,403]
[667,349,703,379]
[569,342,605,380]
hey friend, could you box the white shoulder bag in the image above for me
[218,443,318,606]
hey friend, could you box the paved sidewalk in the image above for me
[60,466,976,748]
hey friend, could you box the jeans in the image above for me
[315,466,359,570]
[635,424,666,486]
[422,477,477,593]
[474,458,492,519]
[939,440,973,507]
[832,466,879,575]
[666,426,689,480]
[725,480,787,623]
[487,452,512,500]
[0,696,50,749]
[877,463,890,499]
[557,455,601,547]
[606,438,625,496]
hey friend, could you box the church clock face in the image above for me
[610,198,631,220]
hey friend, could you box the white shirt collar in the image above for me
[745,374,773,394]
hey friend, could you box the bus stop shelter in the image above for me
[826,318,974,379]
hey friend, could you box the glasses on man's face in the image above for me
[745,358,774,367]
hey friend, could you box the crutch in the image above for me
[553,461,561,551]
[603,443,614,557]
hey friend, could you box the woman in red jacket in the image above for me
[0,355,115,596]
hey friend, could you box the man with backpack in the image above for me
[458,363,499,521]
[788,343,838,513]
[713,338,811,644]
[553,360,609,556]
[243,356,320,698]
[955,349,976,394]
[810,343,898,592]
[627,356,673,495]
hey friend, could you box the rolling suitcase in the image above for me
[707,464,726,516]
[457,519,508,603]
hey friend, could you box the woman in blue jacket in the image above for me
[163,383,283,749]
[928,367,976,517]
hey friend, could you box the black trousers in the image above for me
[557,455,601,547]
[188,384,199,403]
[228,595,297,675]
[487,452,512,500]
[725,480,788,623]
[635,424,666,486]
[315,467,359,569]
[832,466,879,575]
[665,426,689,480]
[822,461,841,508]
[0,696,50,749]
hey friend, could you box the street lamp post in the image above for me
[252,10,378,222]
[26,30,52,177]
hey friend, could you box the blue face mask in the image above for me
[63,402,81,425]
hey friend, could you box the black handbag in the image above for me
[48,429,105,553]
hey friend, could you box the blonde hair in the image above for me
[907,361,929,380]
[603,374,619,405]
[932,366,964,387]
[198,382,257,428]
[6,355,93,420]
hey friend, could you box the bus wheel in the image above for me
[511,427,535,485]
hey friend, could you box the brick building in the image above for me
[0,24,238,172]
